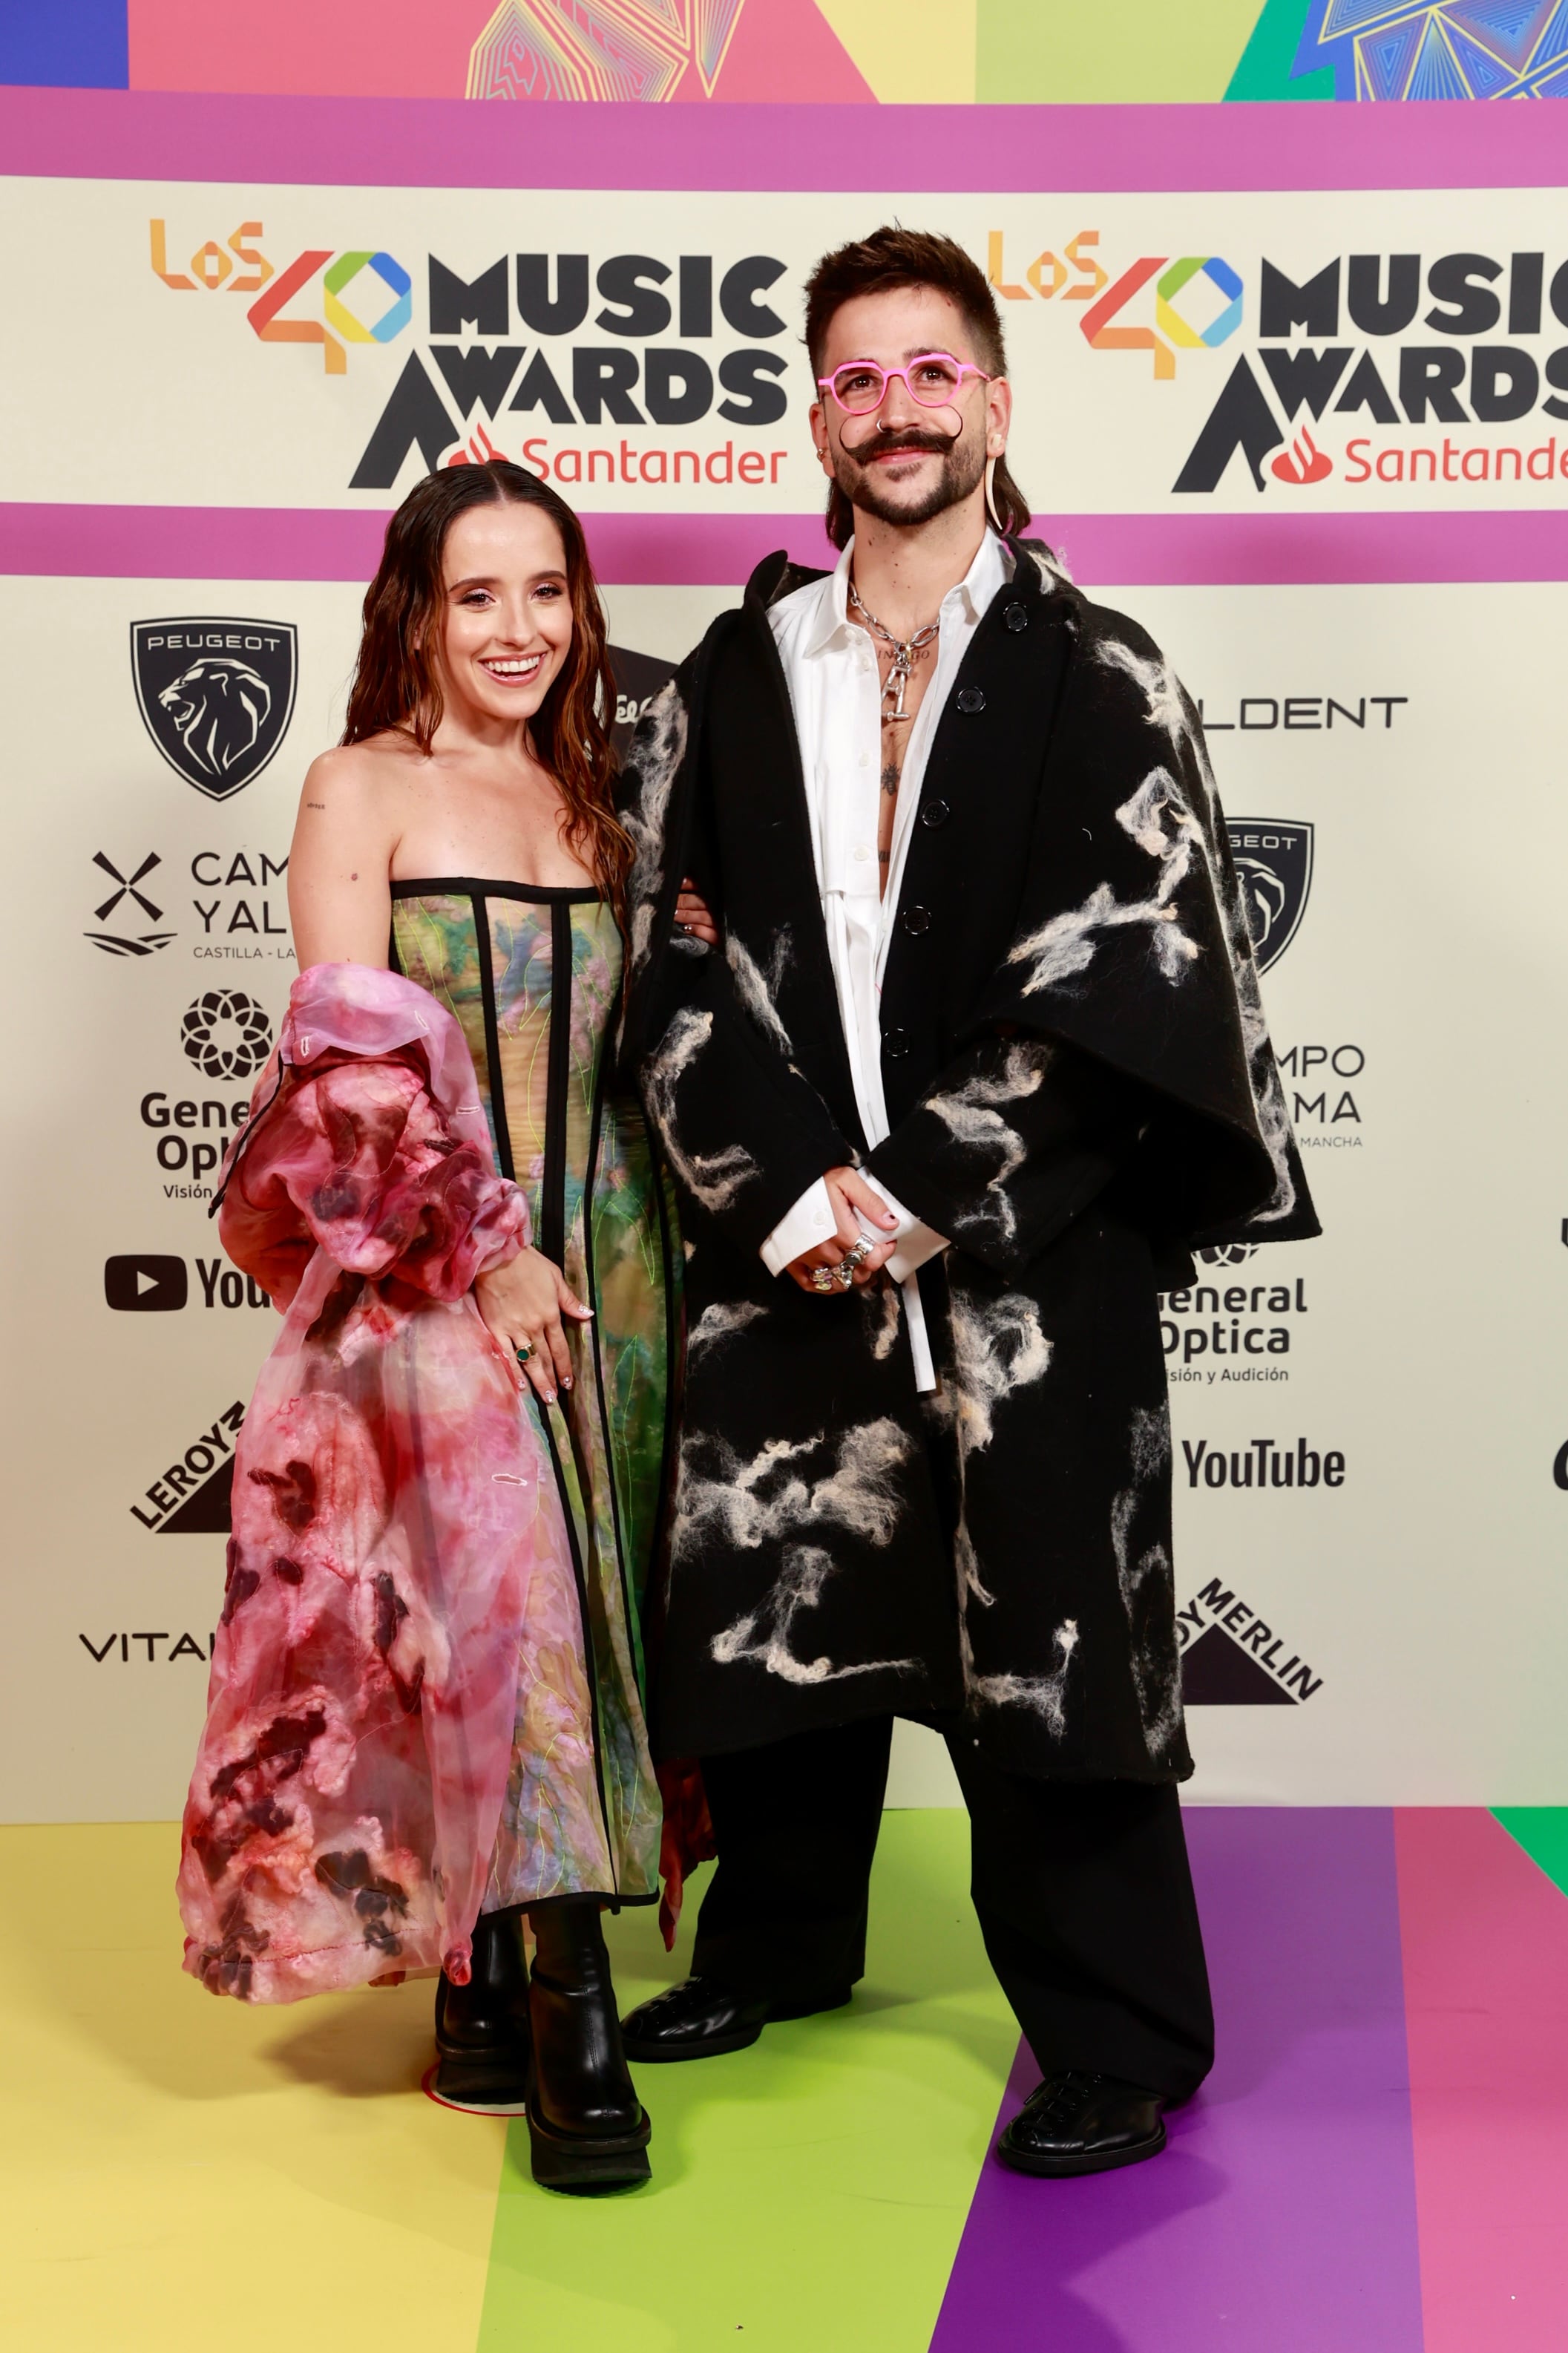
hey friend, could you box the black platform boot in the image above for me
[525,1899,652,2192]
[429,1908,531,2116]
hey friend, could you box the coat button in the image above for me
[920,798,951,828]
[900,904,931,935]
[957,686,985,713]
[1004,603,1029,632]
[883,1026,911,1059]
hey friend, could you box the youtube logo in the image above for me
[104,1254,188,1312]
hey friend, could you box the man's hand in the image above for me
[785,1166,899,1295]
[675,877,719,946]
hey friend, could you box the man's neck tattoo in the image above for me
[849,578,939,723]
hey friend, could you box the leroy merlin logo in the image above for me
[1177,1577,1323,1706]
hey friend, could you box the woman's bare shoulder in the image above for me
[303,731,424,796]
[297,734,423,833]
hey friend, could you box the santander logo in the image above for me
[1270,428,1334,485]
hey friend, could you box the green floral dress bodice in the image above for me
[391,880,677,1908]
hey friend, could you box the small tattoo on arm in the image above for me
[880,762,900,798]
[306,800,326,809]
[877,849,890,864]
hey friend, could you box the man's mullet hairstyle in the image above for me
[804,226,1033,552]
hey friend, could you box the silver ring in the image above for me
[839,1234,873,1272]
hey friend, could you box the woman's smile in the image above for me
[476,650,545,686]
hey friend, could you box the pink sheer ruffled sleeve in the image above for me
[220,1051,529,1309]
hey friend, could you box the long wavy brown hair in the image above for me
[341,462,632,921]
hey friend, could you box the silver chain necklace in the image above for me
[848,578,939,723]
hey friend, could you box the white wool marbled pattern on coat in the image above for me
[643,1007,758,1214]
[1110,1406,1182,1761]
[1007,765,1204,996]
[966,1620,1081,1739]
[709,1543,919,1686]
[687,1300,767,1359]
[1179,720,1299,1225]
[933,1283,1075,1729]
[925,1042,1054,1243]
[860,1280,902,1362]
[1096,636,1186,741]
[948,1289,1053,1460]
[674,1416,913,1563]
[725,926,796,1062]
[623,681,689,977]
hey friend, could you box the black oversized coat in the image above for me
[619,541,1318,1784]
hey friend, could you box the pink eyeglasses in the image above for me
[816,352,994,416]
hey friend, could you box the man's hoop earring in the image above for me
[985,454,1004,534]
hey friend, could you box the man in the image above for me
[617,227,1316,2177]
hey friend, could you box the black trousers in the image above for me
[691,1715,1215,2102]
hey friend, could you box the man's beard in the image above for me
[834,425,987,530]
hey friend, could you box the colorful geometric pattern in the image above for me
[5,0,1561,100]
[465,0,758,99]
[468,0,691,102]
[7,1807,1568,2349]
[1294,0,1568,95]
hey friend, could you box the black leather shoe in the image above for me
[995,2070,1167,2178]
[619,1973,851,2062]
[525,1899,652,2193]
[430,1909,531,2115]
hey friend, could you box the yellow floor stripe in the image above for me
[0,1823,503,2352]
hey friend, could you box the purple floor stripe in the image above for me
[928,1809,1423,2353]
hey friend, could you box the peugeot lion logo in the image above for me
[1227,819,1314,973]
[131,619,298,799]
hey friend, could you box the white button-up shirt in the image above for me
[758,528,1014,1390]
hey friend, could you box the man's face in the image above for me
[810,285,1011,532]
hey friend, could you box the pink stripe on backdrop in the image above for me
[3,503,1567,587]
[1396,1810,1568,2353]
[2,86,1567,193]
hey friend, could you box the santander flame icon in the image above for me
[1270,428,1333,486]
[445,424,507,469]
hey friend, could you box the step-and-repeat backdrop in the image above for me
[3,102,1566,1818]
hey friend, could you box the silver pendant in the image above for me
[884,652,915,722]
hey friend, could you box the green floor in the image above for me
[479,1811,1015,2353]
[1492,1807,1568,1897]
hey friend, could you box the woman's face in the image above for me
[436,498,574,731]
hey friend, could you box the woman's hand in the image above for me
[475,1247,593,1407]
[675,876,720,947]
[784,1167,899,1295]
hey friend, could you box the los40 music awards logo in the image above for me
[987,224,1568,495]
[131,618,298,799]
[145,219,793,493]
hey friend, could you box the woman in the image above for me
[177,461,705,2193]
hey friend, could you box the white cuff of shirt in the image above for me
[759,1171,948,1283]
[760,1177,836,1276]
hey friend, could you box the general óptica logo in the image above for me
[180,989,274,1081]
[1228,818,1313,973]
[131,618,298,799]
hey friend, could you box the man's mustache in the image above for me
[846,428,959,461]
